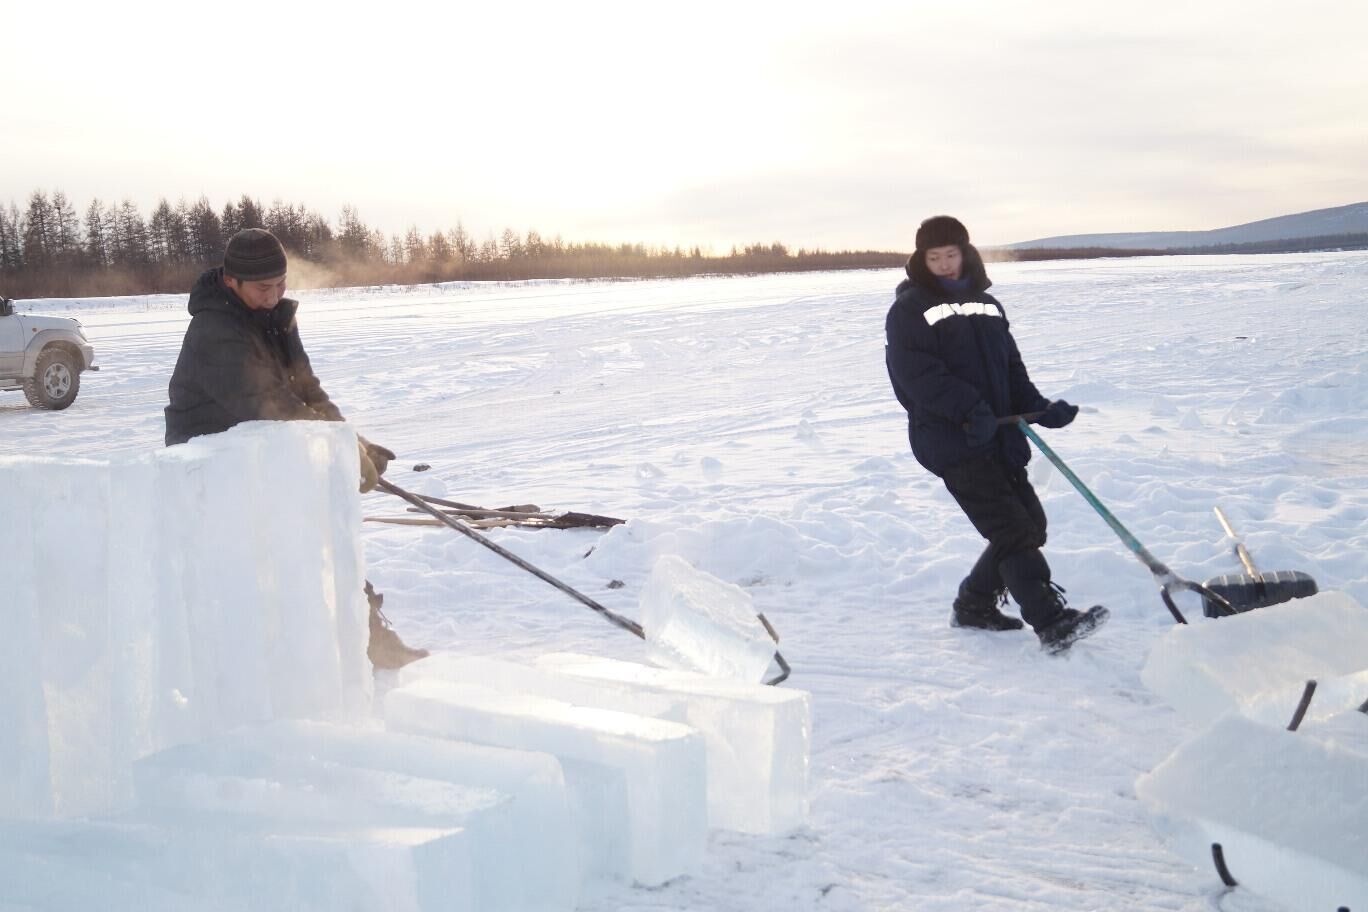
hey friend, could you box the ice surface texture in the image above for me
[640,554,777,683]
[1137,713,1368,911]
[1141,590,1368,727]
[0,422,370,819]
[400,651,811,833]
[386,676,707,886]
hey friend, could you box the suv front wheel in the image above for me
[24,347,80,410]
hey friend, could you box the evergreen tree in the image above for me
[0,203,23,273]
[524,229,545,258]
[450,221,474,262]
[168,199,193,262]
[237,194,264,229]
[304,211,333,261]
[404,225,427,264]
[111,199,149,269]
[428,230,452,263]
[22,191,56,272]
[51,191,81,267]
[266,199,307,253]
[148,198,175,263]
[338,205,371,261]
[84,199,111,268]
[187,196,222,262]
[220,200,242,240]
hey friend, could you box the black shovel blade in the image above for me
[1200,570,1319,618]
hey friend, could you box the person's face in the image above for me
[924,245,963,280]
[225,273,287,310]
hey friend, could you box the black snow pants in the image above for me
[940,453,1061,631]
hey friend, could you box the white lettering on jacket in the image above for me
[924,301,1002,326]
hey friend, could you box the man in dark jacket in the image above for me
[885,216,1107,653]
[165,228,427,670]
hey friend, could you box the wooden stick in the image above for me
[406,505,557,521]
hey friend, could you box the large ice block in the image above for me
[1136,714,1368,911]
[539,652,810,833]
[0,456,55,819]
[0,457,118,818]
[0,423,373,822]
[385,677,707,886]
[132,720,576,912]
[1242,669,1368,732]
[0,815,472,912]
[1140,590,1368,726]
[400,652,810,833]
[640,554,777,683]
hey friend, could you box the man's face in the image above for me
[924,245,963,281]
[225,274,287,310]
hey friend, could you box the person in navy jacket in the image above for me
[885,216,1107,653]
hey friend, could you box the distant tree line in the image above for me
[0,190,907,298]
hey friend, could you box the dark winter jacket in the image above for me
[885,251,1048,476]
[164,268,343,446]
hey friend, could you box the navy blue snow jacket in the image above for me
[885,250,1049,476]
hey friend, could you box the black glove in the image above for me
[1036,399,1079,429]
[964,401,998,447]
[359,437,396,476]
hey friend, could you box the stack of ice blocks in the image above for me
[0,423,812,909]
[1136,591,1368,910]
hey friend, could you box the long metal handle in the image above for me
[377,478,645,638]
[962,411,1046,431]
[1019,420,1237,623]
[1213,506,1260,577]
[1018,420,1174,579]
[377,479,791,684]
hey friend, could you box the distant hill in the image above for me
[1008,202,1368,251]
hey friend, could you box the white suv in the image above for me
[0,297,97,410]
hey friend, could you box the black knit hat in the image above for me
[914,215,970,252]
[906,214,991,293]
[223,228,287,281]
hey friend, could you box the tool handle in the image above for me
[377,478,645,639]
[1001,410,1045,426]
[961,411,1046,431]
[1213,506,1260,577]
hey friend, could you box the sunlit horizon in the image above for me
[6,0,1367,250]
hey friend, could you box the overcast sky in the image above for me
[6,0,1367,250]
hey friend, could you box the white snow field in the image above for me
[2,251,1367,911]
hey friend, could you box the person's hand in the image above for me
[360,437,396,476]
[1036,399,1079,429]
[358,440,379,493]
[964,401,998,447]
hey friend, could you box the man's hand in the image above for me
[358,440,380,493]
[364,438,396,476]
[964,401,998,447]
[358,436,396,479]
[1036,399,1079,429]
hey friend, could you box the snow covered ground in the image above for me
[4,252,1367,910]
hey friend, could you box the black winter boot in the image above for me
[364,582,430,671]
[1032,583,1109,655]
[951,587,1024,631]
